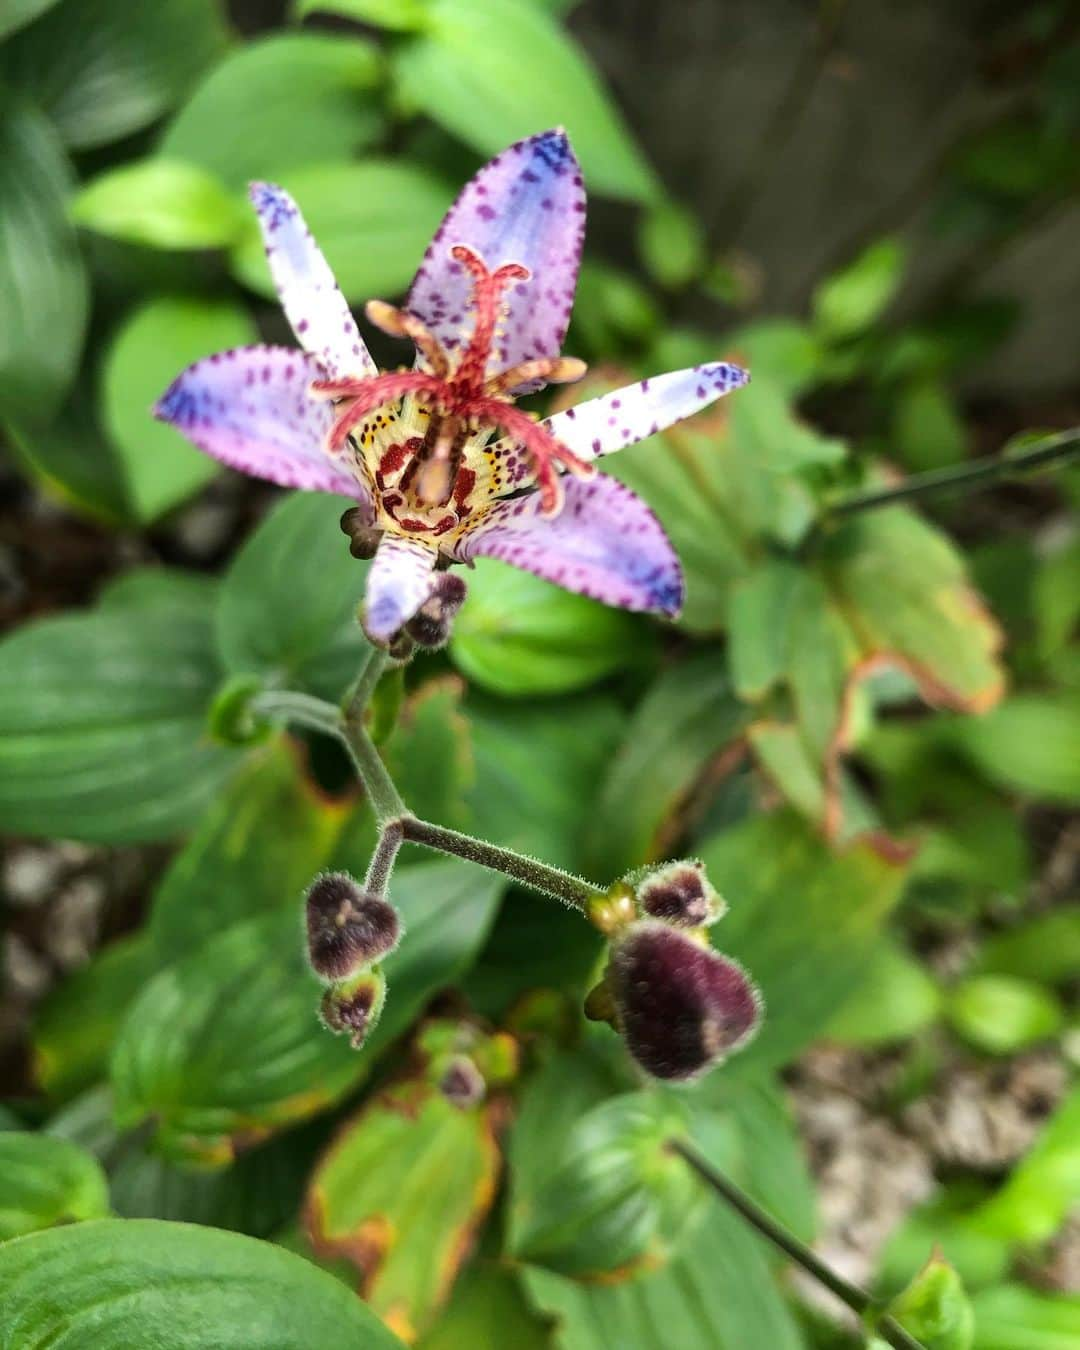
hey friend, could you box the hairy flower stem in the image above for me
[341,648,406,824]
[669,1138,926,1350]
[399,816,602,912]
[827,426,1080,521]
[365,819,403,896]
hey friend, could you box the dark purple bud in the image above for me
[636,861,722,929]
[438,1055,486,1109]
[320,968,386,1050]
[609,921,761,1081]
[404,572,468,650]
[339,508,382,560]
[305,872,400,981]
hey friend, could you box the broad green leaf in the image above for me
[102,296,258,522]
[32,933,156,1101]
[825,939,943,1046]
[0,588,234,843]
[637,200,706,289]
[385,677,474,831]
[971,1285,1080,1350]
[892,376,969,473]
[216,491,371,691]
[0,0,60,40]
[160,32,384,187]
[468,694,625,869]
[974,910,1080,986]
[0,1218,404,1348]
[417,1263,554,1350]
[722,318,824,397]
[746,721,827,823]
[728,559,803,700]
[823,507,1005,713]
[509,1092,701,1279]
[947,974,1064,1056]
[878,1187,1011,1298]
[728,374,846,473]
[230,160,452,302]
[700,811,909,1071]
[0,0,228,149]
[149,739,351,960]
[944,693,1080,803]
[0,92,87,424]
[0,1133,109,1240]
[450,560,647,697]
[585,652,748,876]
[99,566,220,617]
[572,262,661,353]
[306,1080,500,1340]
[812,238,905,341]
[1033,535,1080,657]
[969,1089,1080,1247]
[294,0,428,28]
[72,159,246,250]
[394,0,658,202]
[521,1203,805,1350]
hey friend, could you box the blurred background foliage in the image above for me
[0,1,1078,1347]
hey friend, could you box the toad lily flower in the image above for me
[156,129,748,644]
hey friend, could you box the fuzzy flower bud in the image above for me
[636,860,723,929]
[609,921,761,1081]
[339,507,382,560]
[305,872,400,982]
[438,1054,486,1109]
[319,967,386,1050]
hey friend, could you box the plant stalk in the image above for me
[341,648,406,824]
[669,1138,926,1350]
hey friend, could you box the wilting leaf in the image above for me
[0,1133,110,1240]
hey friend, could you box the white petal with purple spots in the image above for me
[407,129,586,386]
[452,473,683,617]
[363,535,439,643]
[249,182,376,380]
[154,345,368,501]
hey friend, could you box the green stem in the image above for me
[249,690,344,740]
[827,427,1080,521]
[399,815,602,912]
[365,820,403,896]
[341,649,406,825]
[669,1139,925,1350]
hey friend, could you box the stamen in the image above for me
[365,300,449,379]
[488,356,587,395]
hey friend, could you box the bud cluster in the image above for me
[586,859,761,1082]
[305,871,402,1050]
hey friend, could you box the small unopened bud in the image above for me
[438,1055,486,1109]
[319,967,386,1049]
[404,572,468,650]
[339,508,382,560]
[305,872,400,982]
[609,921,761,1081]
[636,861,723,929]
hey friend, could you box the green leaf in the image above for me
[394,0,658,202]
[947,974,1064,1056]
[974,910,1080,986]
[417,1262,554,1350]
[728,374,846,473]
[887,1255,975,1350]
[72,159,246,250]
[971,1285,1080,1350]
[294,0,428,28]
[584,652,748,876]
[718,1075,817,1243]
[825,939,943,1047]
[217,491,371,691]
[149,739,350,961]
[306,1079,500,1339]
[0,92,87,424]
[969,1088,1080,1247]
[1033,536,1080,658]
[510,1092,701,1279]
[160,32,384,187]
[812,238,906,341]
[637,200,706,289]
[746,721,827,824]
[892,377,969,473]
[230,160,452,302]
[385,678,474,831]
[32,933,156,1100]
[450,560,647,697]
[0,1218,405,1347]
[102,295,258,522]
[0,1133,109,1240]
[0,0,228,149]
[0,586,235,843]
[722,318,824,397]
[699,811,909,1071]
[728,559,803,700]
[943,693,1080,803]
[0,0,61,40]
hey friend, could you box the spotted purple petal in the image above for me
[249,182,376,380]
[452,472,684,617]
[363,535,439,643]
[154,345,367,501]
[407,128,585,386]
